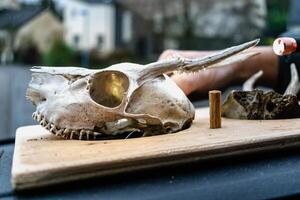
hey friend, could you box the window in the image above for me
[73,35,80,48]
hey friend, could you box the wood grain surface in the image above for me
[11,108,300,190]
[209,90,222,129]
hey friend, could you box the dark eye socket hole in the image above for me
[89,71,129,108]
[266,101,276,112]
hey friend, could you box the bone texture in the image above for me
[139,39,260,81]
[242,70,263,91]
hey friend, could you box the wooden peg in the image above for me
[209,90,222,129]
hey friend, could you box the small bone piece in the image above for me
[209,90,222,129]
[284,63,300,96]
[243,70,263,91]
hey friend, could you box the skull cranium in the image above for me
[27,40,259,140]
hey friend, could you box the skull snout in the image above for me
[89,71,129,108]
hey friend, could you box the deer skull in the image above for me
[27,39,259,140]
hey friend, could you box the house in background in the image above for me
[64,0,133,55]
[14,10,63,53]
[0,2,63,64]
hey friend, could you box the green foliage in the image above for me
[42,40,141,68]
[42,40,79,66]
[88,49,138,69]
[265,0,290,37]
[259,37,275,46]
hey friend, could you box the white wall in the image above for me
[64,0,115,53]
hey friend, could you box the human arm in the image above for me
[159,46,279,96]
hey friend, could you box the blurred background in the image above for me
[0,0,295,140]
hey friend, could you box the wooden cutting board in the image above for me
[11,108,300,190]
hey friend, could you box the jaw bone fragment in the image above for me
[27,39,259,140]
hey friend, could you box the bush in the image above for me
[88,49,138,69]
[42,41,142,68]
[264,0,289,38]
[42,40,79,66]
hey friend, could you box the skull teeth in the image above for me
[87,130,93,135]
[37,114,42,121]
[56,129,63,136]
[63,129,70,134]
[34,112,47,127]
[49,124,57,133]
[79,133,83,140]
[79,130,86,140]
[32,112,37,120]
[40,119,47,126]
[70,130,79,139]
[45,123,51,130]
[32,112,108,140]
[63,129,71,138]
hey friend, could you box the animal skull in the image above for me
[222,64,300,119]
[27,39,259,140]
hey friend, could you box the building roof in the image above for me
[79,0,115,4]
[0,6,44,29]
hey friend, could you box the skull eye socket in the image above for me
[89,71,129,108]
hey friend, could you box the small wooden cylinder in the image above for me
[209,90,222,129]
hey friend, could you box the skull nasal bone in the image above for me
[89,71,129,108]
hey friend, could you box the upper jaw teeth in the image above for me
[31,111,102,140]
[31,111,144,140]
